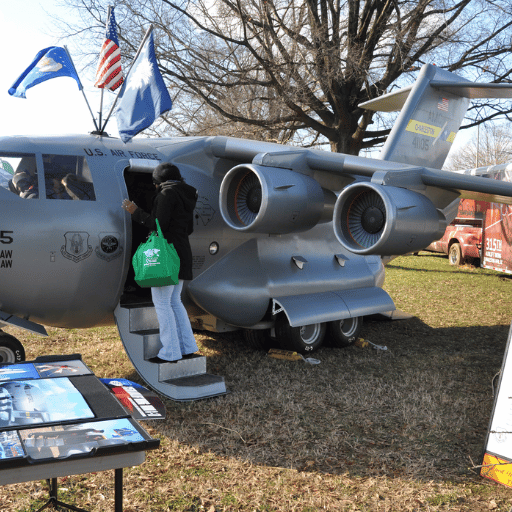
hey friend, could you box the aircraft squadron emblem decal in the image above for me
[96,233,123,262]
[61,232,93,263]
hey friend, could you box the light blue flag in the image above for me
[9,46,82,99]
[116,31,173,143]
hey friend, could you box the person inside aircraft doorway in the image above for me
[121,163,199,363]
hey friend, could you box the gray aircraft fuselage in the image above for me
[0,133,386,334]
[5,63,512,351]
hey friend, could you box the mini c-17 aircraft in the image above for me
[2,63,512,400]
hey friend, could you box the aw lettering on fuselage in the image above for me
[0,251,12,268]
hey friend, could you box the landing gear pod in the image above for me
[333,182,447,255]
[219,164,335,234]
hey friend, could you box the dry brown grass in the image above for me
[2,252,512,511]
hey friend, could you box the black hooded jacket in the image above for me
[133,180,198,281]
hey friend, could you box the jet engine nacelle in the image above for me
[219,164,336,234]
[333,182,447,255]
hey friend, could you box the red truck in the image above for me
[426,164,512,272]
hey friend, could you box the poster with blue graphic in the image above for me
[0,363,39,381]
[20,418,145,460]
[0,431,24,459]
[34,360,92,378]
[0,378,94,428]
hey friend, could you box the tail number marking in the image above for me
[412,137,429,151]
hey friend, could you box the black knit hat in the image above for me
[152,163,182,184]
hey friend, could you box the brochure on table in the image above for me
[0,354,159,467]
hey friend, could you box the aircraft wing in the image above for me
[208,135,512,206]
[370,165,512,205]
[193,134,512,257]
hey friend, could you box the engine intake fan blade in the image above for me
[346,188,386,249]
[333,182,447,255]
[233,171,262,226]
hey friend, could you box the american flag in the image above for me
[94,7,123,91]
[437,97,449,111]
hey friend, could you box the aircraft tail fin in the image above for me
[360,64,512,169]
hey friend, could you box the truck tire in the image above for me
[327,317,363,347]
[275,318,326,354]
[243,329,273,350]
[449,243,463,266]
[0,332,25,363]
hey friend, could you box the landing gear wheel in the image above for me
[327,317,363,347]
[449,243,463,266]
[275,318,326,354]
[243,329,273,350]
[0,332,25,363]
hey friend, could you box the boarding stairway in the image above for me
[114,301,227,401]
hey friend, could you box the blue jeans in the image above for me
[151,281,198,361]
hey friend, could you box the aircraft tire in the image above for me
[449,243,463,266]
[0,332,25,363]
[243,329,273,350]
[275,318,326,354]
[327,317,363,348]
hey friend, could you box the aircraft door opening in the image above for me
[122,169,156,304]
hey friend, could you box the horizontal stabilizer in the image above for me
[360,79,512,112]
[430,81,512,99]
[359,86,413,112]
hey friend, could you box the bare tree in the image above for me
[445,123,512,170]
[59,0,512,154]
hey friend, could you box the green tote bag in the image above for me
[132,219,180,287]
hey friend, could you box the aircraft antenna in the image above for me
[99,25,154,134]
[63,45,100,133]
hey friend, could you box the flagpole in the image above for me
[63,45,100,133]
[97,5,112,133]
[100,24,154,134]
[99,89,104,133]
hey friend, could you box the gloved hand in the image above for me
[121,199,138,214]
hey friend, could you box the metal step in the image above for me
[114,303,227,401]
[156,354,207,380]
[163,374,227,401]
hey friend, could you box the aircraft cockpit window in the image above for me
[42,154,96,200]
[0,154,38,199]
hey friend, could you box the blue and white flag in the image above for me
[116,30,172,143]
[8,46,82,99]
